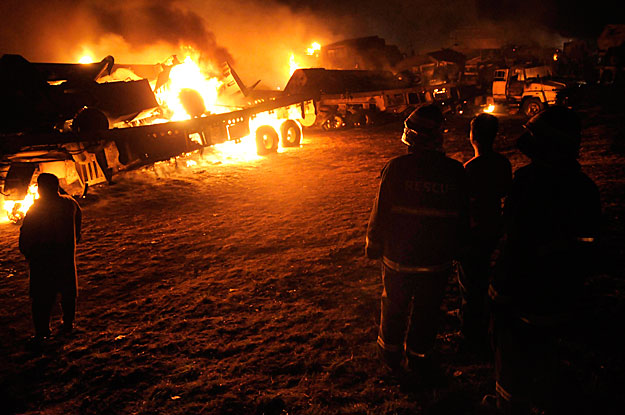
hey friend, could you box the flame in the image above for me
[483,104,495,113]
[77,47,95,64]
[0,51,307,223]
[209,135,262,163]
[78,55,94,64]
[2,184,39,223]
[155,56,224,121]
[307,42,321,55]
[289,53,300,77]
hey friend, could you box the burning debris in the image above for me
[0,50,315,223]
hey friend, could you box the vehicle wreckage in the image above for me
[284,68,465,129]
[0,54,316,222]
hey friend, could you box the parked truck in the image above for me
[490,65,567,117]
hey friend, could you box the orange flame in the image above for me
[155,56,224,121]
[307,42,321,56]
[2,184,39,223]
[78,55,94,64]
[289,53,300,77]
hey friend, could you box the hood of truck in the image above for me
[527,79,566,90]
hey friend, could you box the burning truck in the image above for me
[0,54,315,223]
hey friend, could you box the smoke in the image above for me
[88,1,233,64]
[0,0,232,65]
[0,0,618,89]
[0,0,340,87]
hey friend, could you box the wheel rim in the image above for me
[261,134,273,149]
[331,116,343,129]
[526,102,541,116]
[286,127,297,143]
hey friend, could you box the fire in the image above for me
[1,51,307,222]
[483,104,495,113]
[307,42,321,56]
[155,56,224,121]
[289,53,300,77]
[209,135,262,163]
[2,184,39,223]
[77,47,95,64]
[78,55,94,64]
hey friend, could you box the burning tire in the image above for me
[521,98,543,118]
[280,120,301,147]
[255,126,279,155]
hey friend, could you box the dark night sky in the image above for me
[276,0,624,39]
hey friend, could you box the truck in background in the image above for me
[283,68,465,130]
[489,65,567,117]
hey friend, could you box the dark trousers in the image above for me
[377,264,448,367]
[459,237,498,350]
[493,310,575,415]
[31,290,76,338]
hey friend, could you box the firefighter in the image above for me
[19,173,82,344]
[366,104,469,380]
[458,113,512,355]
[487,106,601,414]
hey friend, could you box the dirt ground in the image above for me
[1,95,624,414]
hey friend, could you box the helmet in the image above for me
[401,104,444,150]
[517,106,581,161]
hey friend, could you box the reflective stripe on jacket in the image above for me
[367,150,470,267]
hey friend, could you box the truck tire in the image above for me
[350,110,368,127]
[280,120,301,147]
[255,126,279,155]
[322,114,344,130]
[521,98,543,118]
[72,107,109,134]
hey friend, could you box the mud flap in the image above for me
[3,163,36,199]
[72,152,107,189]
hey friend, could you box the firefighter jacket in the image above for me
[366,150,470,271]
[19,193,82,297]
[490,160,601,321]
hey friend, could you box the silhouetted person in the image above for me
[487,107,601,414]
[19,173,82,343]
[366,104,469,381]
[458,113,512,355]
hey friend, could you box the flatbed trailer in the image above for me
[1,94,315,221]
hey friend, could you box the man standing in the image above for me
[366,104,469,379]
[459,113,512,354]
[19,173,82,343]
[488,107,601,414]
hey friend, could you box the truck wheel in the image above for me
[72,107,109,134]
[350,110,367,127]
[521,98,543,118]
[322,114,344,130]
[255,126,279,155]
[280,120,301,147]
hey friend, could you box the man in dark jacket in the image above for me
[19,173,82,342]
[488,106,601,414]
[366,104,470,378]
[459,113,512,354]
